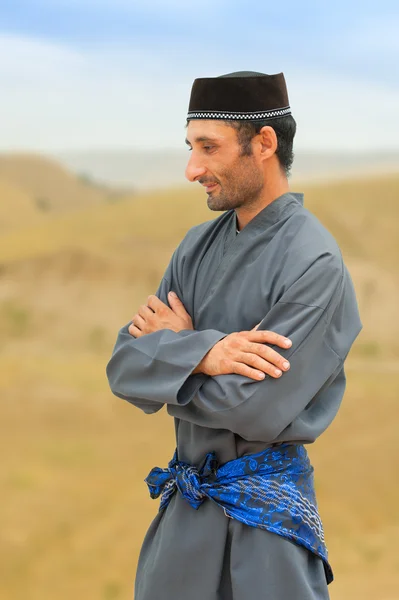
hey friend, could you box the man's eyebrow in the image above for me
[185,136,220,146]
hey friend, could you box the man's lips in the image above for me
[202,182,219,192]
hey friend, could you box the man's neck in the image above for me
[235,178,290,231]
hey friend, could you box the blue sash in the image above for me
[145,442,333,584]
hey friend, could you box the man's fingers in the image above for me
[231,361,267,381]
[132,314,146,330]
[168,291,189,317]
[248,329,292,349]
[138,304,154,319]
[147,295,167,312]
[237,353,283,378]
[245,342,290,372]
[128,323,144,338]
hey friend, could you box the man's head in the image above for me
[185,71,296,211]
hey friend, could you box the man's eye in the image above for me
[186,145,214,152]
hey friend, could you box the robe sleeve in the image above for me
[105,249,227,414]
[167,252,362,441]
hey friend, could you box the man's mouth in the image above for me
[202,182,219,193]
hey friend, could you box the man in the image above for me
[106,71,362,600]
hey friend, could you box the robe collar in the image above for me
[234,192,304,235]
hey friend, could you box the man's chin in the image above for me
[206,188,225,211]
[207,198,224,211]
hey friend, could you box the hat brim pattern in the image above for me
[187,107,291,121]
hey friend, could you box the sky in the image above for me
[0,0,398,152]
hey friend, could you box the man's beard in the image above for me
[204,156,264,212]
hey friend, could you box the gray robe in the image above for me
[106,192,362,600]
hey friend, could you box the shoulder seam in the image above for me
[278,301,326,311]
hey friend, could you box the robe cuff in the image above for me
[176,329,227,406]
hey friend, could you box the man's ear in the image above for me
[258,126,278,161]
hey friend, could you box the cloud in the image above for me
[288,68,399,151]
[0,33,398,152]
[349,14,399,55]
[0,34,85,83]
[321,14,399,88]
[0,34,190,151]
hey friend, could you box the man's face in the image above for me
[185,120,264,211]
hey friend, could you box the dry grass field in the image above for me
[0,153,130,233]
[1,161,398,599]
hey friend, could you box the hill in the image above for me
[56,147,399,190]
[0,177,43,233]
[0,172,397,357]
[0,153,131,232]
[0,172,397,265]
[0,172,398,600]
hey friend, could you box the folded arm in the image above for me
[106,269,227,413]
[167,254,361,441]
[106,243,293,414]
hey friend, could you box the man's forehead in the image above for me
[185,120,234,143]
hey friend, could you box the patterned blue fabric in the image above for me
[145,443,333,583]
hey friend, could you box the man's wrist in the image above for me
[191,361,204,375]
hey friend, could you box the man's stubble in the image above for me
[206,153,265,212]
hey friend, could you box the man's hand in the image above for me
[128,292,194,337]
[193,329,292,381]
[129,294,291,381]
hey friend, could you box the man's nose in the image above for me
[185,153,207,182]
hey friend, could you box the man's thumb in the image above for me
[168,291,187,315]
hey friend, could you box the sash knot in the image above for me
[145,450,218,510]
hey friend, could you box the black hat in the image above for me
[187,71,291,122]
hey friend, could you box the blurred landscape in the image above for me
[1,152,398,600]
[57,148,399,190]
